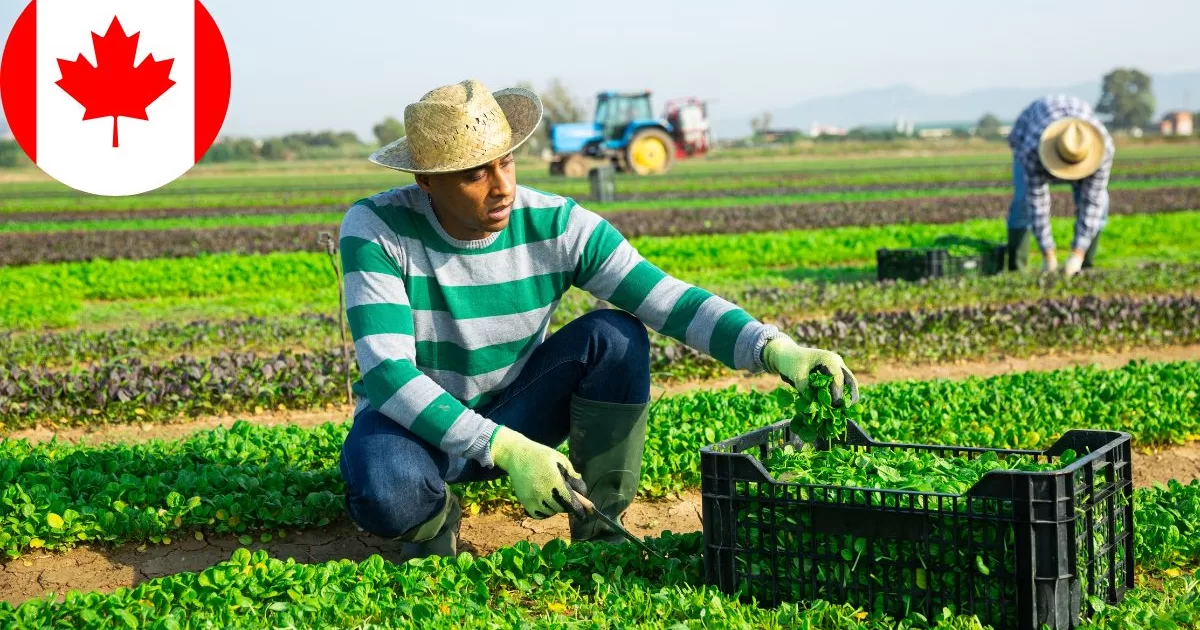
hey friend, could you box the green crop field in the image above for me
[1,141,1198,629]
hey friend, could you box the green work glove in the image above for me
[761,336,860,407]
[490,426,586,519]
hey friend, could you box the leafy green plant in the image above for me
[2,360,1198,559]
[4,263,1194,369]
[2,210,1194,330]
[4,293,1194,429]
[0,529,1193,628]
[0,529,1194,629]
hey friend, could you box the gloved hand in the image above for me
[1063,249,1085,277]
[1041,249,1058,274]
[761,336,859,407]
[490,426,586,519]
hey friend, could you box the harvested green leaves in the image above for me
[765,444,1062,494]
[783,371,864,443]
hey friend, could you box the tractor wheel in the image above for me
[562,155,589,178]
[625,128,676,175]
[549,160,565,176]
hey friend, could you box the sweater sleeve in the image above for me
[1071,156,1112,252]
[565,202,778,373]
[340,205,500,466]
[1024,160,1056,253]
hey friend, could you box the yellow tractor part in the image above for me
[628,132,672,175]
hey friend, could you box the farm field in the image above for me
[1,142,1198,628]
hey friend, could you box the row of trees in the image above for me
[1,76,593,167]
[201,129,369,163]
[201,77,590,164]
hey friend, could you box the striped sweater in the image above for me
[339,184,779,467]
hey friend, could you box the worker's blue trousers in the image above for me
[339,309,652,539]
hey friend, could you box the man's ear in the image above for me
[414,174,433,193]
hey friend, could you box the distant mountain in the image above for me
[712,70,1200,139]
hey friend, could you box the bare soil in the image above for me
[9,405,357,445]
[1133,442,1200,489]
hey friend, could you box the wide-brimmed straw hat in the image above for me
[369,78,542,174]
[1037,117,1105,180]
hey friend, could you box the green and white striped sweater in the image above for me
[339,184,779,467]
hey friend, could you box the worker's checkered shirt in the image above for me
[1007,95,1115,252]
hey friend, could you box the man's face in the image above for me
[415,153,517,241]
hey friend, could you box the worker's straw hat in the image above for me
[369,78,542,174]
[1037,117,1105,180]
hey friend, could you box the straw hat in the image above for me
[1037,117,1105,180]
[369,78,542,174]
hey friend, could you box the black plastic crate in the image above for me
[877,236,1007,282]
[700,420,1134,630]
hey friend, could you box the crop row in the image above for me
[3,292,1195,428]
[9,176,1200,230]
[649,293,1200,381]
[1,169,1196,216]
[1,359,1196,558]
[598,186,1200,237]
[605,171,1200,202]
[4,532,1195,629]
[3,151,1198,211]
[3,211,1193,330]
[7,263,1194,369]
[5,178,1199,231]
[3,187,1198,266]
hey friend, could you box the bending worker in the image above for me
[336,79,859,558]
[1006,95,1114,276]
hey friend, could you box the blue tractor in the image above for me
[547,91,710,177]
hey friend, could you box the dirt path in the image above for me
[1135,442,1200,489]
[13,345,1200,447]
[662,344,1200,397]
[9,405,358,445]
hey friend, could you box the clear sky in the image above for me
[2,0,1197,141]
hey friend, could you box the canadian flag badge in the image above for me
[1,1,231,196]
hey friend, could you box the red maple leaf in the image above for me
[55,16,176,148]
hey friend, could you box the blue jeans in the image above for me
[338,309,652,539]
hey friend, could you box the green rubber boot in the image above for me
[399,489,461,560]
[1007,228,1031,272]
[567,394,650,544]
[1082,232,1101,270]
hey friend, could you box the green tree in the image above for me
[0,140,28,167]
[372,116,405,146]
[540,77,587,125]
[335,131,362,146]
[1096,68,1155,130]
[976,113,1002,138]
[259,138,288,161]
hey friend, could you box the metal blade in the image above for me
[571,490,665,560]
